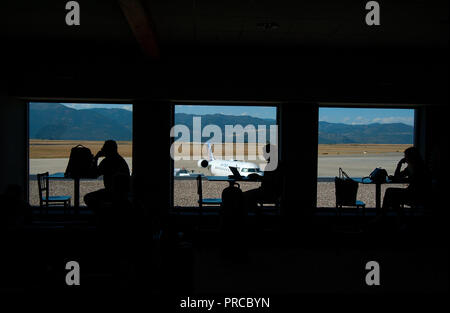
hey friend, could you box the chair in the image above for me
[37,172,71,213]
[335,168,366,216]
[254,172,285,216]
[196,175,221,214]
[399,179,437,217]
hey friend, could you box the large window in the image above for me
[28,102,132,207]
[316,107,415,208]
[172,104,278,208]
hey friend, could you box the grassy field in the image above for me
[317,144,411,155]
[30,140,410,159]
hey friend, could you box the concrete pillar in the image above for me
[0,96,28,201]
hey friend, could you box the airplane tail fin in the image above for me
[207,143,215,161]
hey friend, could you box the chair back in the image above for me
[37,172,50,207]
[335,179,358,207]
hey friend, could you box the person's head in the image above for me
[404,146,422,164]
[102,140,118,157]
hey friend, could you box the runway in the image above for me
[174,153,404,177]
[317,152,403,177]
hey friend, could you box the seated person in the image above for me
[243,144,283,214]
[84,140,130,211]
[382,146,431,216]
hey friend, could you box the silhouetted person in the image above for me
[84,140,130,213]
[243,144,283,215]
[382,147,431,217]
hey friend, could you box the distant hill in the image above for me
[30,103,132,140]
[174,113,276,143]
[318,121,413,144]
[175,114,413,144]
[29,103,414,144]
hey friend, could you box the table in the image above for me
[48,172,81,213]
[353,177,396,213]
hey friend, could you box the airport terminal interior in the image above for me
[1,0,449,305]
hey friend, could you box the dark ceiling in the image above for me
[3,0,449,54]
[144,0,449,48]
[2,0,448,103]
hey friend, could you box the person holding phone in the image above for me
[382,146,431,217]
[243,144,283,215]
[84,140,130,211]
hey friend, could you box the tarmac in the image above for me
[28,153,406,208]
[29,153,403,178]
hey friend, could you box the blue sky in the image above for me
[319,108,415,126]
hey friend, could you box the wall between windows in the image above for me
[0,96,28,199]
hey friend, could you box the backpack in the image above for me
[368,167,388,184]
[65,145,97,178]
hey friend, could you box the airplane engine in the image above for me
[197,159,209,168]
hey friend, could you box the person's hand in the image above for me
[95,150,104,159]
[398,158,407,165]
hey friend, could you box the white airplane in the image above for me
[197,143,264,177]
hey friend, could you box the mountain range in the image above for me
[29,103,413,144]
[318,121,413,144]
[30,102,132,141]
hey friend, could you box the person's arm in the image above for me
[394,158,408,178]
[92,150,104,177]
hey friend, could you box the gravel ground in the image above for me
[316,182,408,208]
[29,179,104,206]
[29,179,408,208]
